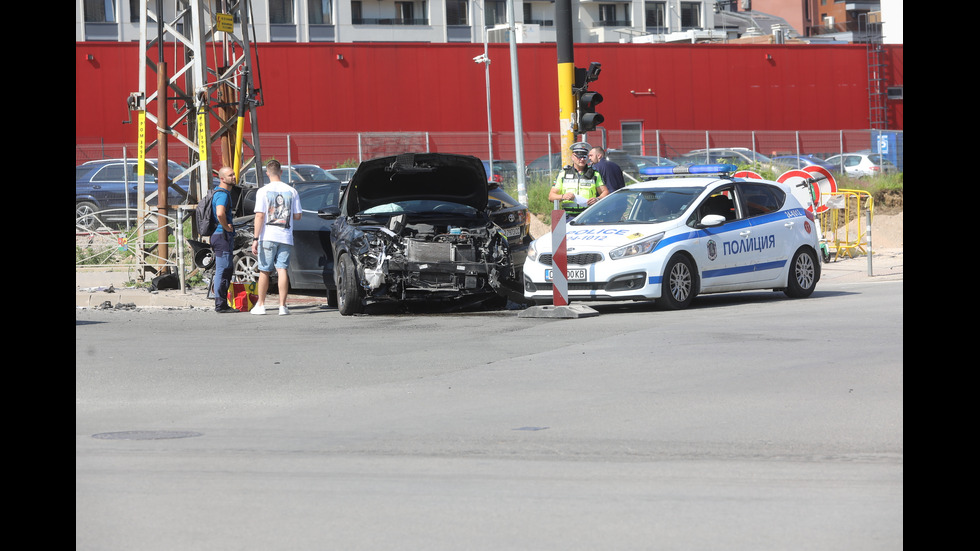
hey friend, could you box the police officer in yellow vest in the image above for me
[549,141,609,216]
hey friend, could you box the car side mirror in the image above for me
[318,206,341,220]
[698,214,727,227]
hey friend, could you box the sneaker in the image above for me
[216,306,240,314]
[250,304,266,315]
[279,305,290,316]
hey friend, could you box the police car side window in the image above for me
[738,183,785,217]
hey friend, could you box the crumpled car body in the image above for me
[325,153,516,315]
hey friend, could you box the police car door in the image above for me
[689,184,755,291]
[733,182,792,284]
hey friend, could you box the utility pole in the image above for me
[506,0,528,207]
[555,0,577,170]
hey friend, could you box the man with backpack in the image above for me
[211,166,240,313]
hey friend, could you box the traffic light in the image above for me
[573,62,603,133]
[578,90,604,133]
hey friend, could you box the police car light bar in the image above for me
[640,164,739,176]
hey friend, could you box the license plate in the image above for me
[502,226,522,238]
[546,268,587,281]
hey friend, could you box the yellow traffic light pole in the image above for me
[555,0,576,170]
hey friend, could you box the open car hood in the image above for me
[346,153,489,213]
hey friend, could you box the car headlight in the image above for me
[608,232,664,260]
[527,239,540,262]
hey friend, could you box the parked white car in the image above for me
[823,153,897,177]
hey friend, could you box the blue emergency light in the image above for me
[640,164,739,176]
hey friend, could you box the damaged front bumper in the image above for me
[349,219,514,303]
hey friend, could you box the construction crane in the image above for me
[128,0,263,283]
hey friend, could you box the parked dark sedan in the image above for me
[525,153,562,178]
[233,180,343,305]
[321,153,517,315]
[771,155,835,171]
[76,158,194,230]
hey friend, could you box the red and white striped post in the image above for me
[551,210,568,306]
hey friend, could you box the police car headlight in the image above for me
[609,232,664,260]
[528,239,540,262]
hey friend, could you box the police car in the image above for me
[522,164,821,309]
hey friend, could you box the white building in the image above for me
[77,0,719,44]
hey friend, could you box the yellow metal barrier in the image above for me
[818,189,875,260]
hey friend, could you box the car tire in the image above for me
[659,254,697,310]
[784,248,818,298]
[76,201,101,231]
[336,253,364,316]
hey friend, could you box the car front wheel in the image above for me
[784,248,818,298]
[234,252,260,284]
[660,255,697,310]
[336,253,364,316]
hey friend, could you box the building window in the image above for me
[680,2,701,30]
[621,121,643,155]
[599,4,616,22]
[447,0,468,25]
[485,0,506,26]
[308,0,332,25]
[645,1,666,30]
[395,1,414,23]
[270,0,294,24]
[352,1,362,22]
[84,0,116,22]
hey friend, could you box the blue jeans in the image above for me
[211,231,235,310]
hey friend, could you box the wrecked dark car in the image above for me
[321,153,517,315]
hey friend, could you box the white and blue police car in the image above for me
[522,164,821,309]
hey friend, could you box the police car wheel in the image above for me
[784,248,818,298]
[660,255,697,310]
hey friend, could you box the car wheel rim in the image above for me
[235,256,258,283]
[795,253,815,289]
[76,205,97,230]
[669,262,691,302]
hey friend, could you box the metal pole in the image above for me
[507,0,528,207]
[123,146,131,231]
[866,209,873,276]
[481,36,493,175]
[555,0,576,170]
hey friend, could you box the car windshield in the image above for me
[572,187,702,225]
[361,200,478,216]
[299,182,343,211]
[295,166,336,181]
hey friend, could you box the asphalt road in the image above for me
[76,279,903,551]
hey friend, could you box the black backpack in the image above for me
[194,187,226,236]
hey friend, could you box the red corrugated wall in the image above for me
[76,42,903,145]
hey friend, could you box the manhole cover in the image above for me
[92,430,203,440]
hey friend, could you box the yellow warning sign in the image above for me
[137,111,146,177]
[216,13,234,33]
[197,110,208,162]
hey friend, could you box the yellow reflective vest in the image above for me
[555,166,604,213]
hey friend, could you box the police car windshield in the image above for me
[573,187,700,225]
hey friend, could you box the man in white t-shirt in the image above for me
[250,160,303,316]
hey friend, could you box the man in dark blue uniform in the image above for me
[588,147,625,193]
